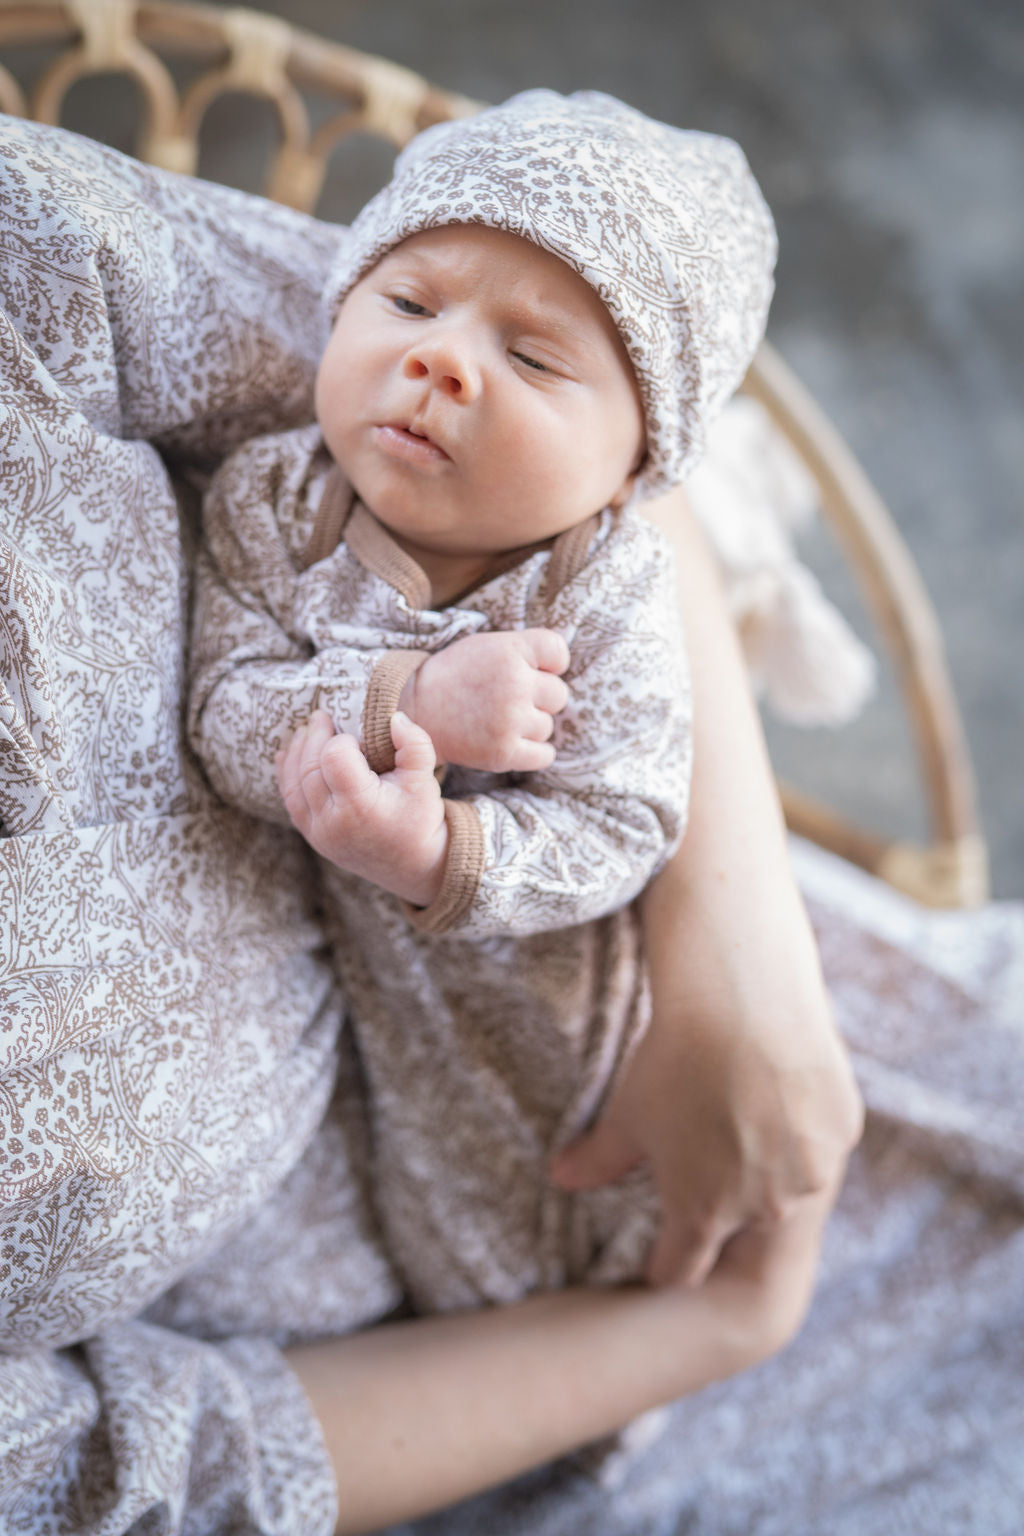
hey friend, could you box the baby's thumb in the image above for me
[390,710,438,776]
[549,1119,643,1192]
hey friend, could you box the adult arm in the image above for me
[0,1072,829,1536]
[553,485,864,1284]
[0,118,357,1534]
[288,1175,832,1536]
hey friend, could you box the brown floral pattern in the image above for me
[0,113,397,1535]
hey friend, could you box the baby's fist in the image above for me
[401,628,570,774]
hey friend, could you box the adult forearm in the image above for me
[641,486,817,1010]
[638,487,863,1263]
[290,1288,702,1533]
[287,1194,826,1536]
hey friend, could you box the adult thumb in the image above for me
[549,1118,643,1191]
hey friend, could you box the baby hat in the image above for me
[324,89,777,497]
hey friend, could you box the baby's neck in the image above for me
[386,533,507,608]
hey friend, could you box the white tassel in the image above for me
[736,562,877,725]
[687,396,876,727]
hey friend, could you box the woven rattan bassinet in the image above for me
[0,0,989,908]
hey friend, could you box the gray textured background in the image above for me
[7,0,1021,894]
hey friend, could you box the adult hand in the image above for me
[550,868,863,1285]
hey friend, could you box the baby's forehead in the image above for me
[377,223,560,280]
[372,224,627,346]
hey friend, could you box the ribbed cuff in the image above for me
[362,651,430,774]
[403,799,486,934]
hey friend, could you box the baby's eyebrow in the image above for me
[379,247,601,358]
[499,298,610,367]
[503,301,578,345]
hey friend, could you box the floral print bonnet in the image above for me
[324,89,777,498]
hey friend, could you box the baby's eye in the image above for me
[512,351,550,373]
[391,295,430,316]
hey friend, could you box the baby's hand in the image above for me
[276,709,448,907]
[400,628,570,774]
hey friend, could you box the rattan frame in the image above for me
[0,0,989,906]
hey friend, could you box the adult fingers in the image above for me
[549,1117,643,1192]
[646,1210,740,1289]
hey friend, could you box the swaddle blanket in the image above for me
[3,112,1023,1536]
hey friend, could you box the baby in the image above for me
[189,89,775,1312]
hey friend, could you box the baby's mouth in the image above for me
[376,422,451,464]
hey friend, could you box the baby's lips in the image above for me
[375,422,452,464]
[406,415,454,458]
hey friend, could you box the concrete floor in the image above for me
[6,0,1021,893]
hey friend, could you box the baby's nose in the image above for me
[403,332,480,400]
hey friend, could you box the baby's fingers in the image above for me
[519,627,571,676]
[503,739,557,773]
[318,730,380,807]
[276,714,333,816]
[532,670,569,717]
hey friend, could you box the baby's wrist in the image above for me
[403,799,486,935]
[398,659,449,764]
[364,650,430,774]
[397,667,419,721]
[400,822,450,908]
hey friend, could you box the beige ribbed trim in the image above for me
[362,651,431,774]
[403,798,486,934]
[301,464,353,569]
[544,513,600,603]
[311,480,583,609]
[345,503,431,609]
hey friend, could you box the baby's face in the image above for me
[316,225,645,574]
